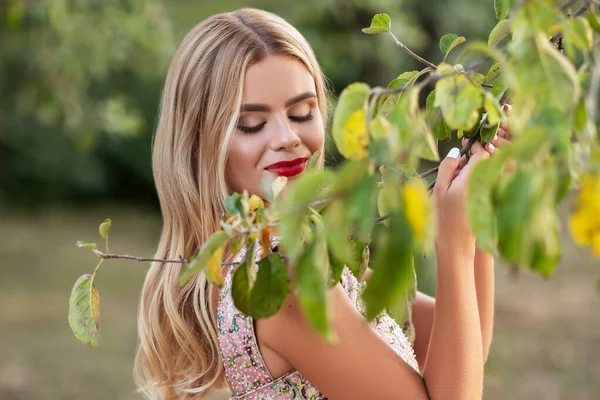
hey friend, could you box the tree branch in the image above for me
[389,31,437,70]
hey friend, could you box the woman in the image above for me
[134,8,508,399]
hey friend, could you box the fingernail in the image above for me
[488,143,496,152]
[494,134,498,141]
[447,147,460,159]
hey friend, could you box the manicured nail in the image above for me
[494,134,498,141]
[488,143,496,152]
[447,147,460,159]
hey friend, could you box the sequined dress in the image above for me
[216,236,419,399]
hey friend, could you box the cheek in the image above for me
[303,115,325,152]
[226,136,264,193]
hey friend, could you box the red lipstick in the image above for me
[265,157,308,177]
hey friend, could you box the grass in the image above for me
[0,201,598,399]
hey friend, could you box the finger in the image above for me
[468,141,490,156]
[462,145,490,172]
[498,124,512,140]
[491,136,511,149]
[501,104,512,138]
[435,147,461,193]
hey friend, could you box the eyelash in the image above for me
[237,113,314,134]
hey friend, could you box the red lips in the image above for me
[265,157,309,177]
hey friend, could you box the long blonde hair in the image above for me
[134,8,330,399]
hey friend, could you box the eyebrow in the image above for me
[239,91,316,113]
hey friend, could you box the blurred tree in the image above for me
[0,0,174,205]
[0,0,496,206]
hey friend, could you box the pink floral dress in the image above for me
[217,236,419,399]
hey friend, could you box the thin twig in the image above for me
[419,166,439,178]
[389,31,437,70]
[93,249,188,263]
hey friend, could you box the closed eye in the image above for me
[237,113,314,134]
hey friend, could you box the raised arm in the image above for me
[257,146,489,400]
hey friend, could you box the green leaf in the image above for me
[496,170,534,265]
[76,241,97,250]
[68,274,101,347]
[434,65,483,131]
[440,33,467,60]
[230,235,246,254]
[488,19,512,48]
[534,32,581,110]
[377,69,432,117]
[179,231,231,286]
[426,90,452,140]
[362,13,391,34]
[328,249,345,286]
[248,254,290,318]
[587,12,600,33]
[467,156,505,253]
[277,170,334,264]
[98,219,111,240]
[345,174,378,243]
[531,232,560,277]
[563,17,593,52]
[362,213,414,320]
[332,83,370,159]
[491,79,506,99]
[388,89,440,162]
[484,92,503,126]
[295,240,331,339]
[323,200,354,268]
[386,259,417,345]
[464,42,516,88]
[224,193,246,216]
[485,62,501,83]
[306,150,321,171]
[495,0,511,20]
[232,258,252,315]
[480,122,500,143]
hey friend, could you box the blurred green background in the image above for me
[1,0,598,399]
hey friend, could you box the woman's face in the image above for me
[226,55,325,202]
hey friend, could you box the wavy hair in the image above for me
[133,8,330,399]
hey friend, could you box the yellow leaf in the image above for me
[341,109,369,160]
[402,180,429,243]
[569,211,591,246]
[207,245,225,287]
[248,194,264,213]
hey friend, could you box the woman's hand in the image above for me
[463,103,513,155]
[432,142,492,259]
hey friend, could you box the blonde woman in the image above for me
[134,8,505,400]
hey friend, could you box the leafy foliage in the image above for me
[70,1,600,346]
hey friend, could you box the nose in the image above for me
[269,115,301,151]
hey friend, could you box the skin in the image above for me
[218,54,511,399]
[225,55,324,200]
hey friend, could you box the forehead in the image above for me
[242,55,316,103]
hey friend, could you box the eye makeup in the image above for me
[237,112,314,134]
